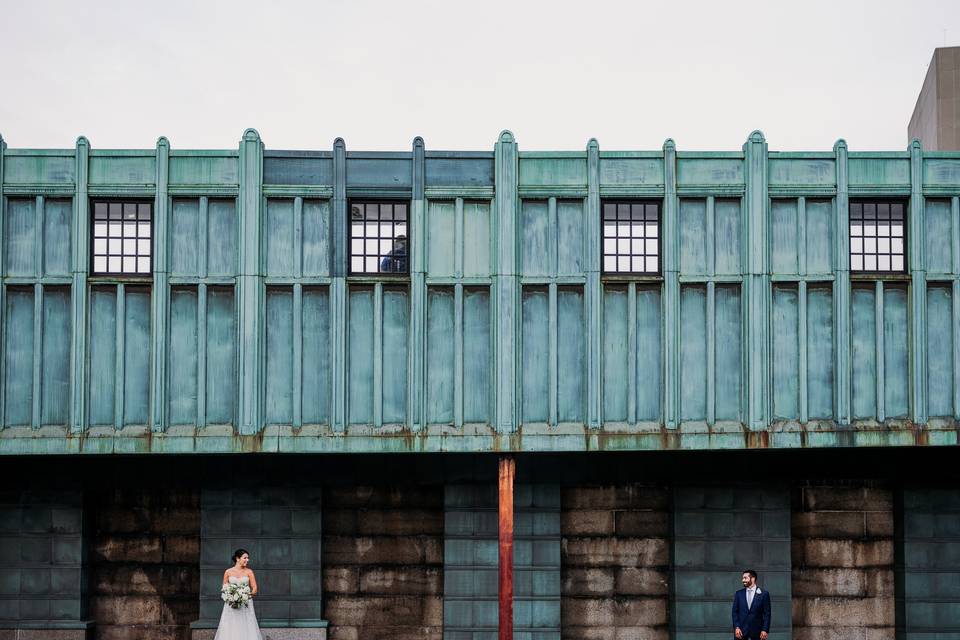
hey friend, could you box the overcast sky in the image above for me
[0,0,957,152]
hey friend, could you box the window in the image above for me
[849,201,906,273]
[92,201,152,275]
[349,201,408,274]
[602,201,660,274]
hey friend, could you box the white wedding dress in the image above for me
[214,576,263,640]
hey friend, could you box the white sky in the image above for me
[0,0,957,152]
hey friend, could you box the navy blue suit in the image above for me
[731,587,771,640]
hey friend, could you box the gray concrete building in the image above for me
[909,46,960,149]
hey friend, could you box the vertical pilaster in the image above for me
[151,136,170,431]
[70,136,90,433]
[331,138,347,432]
[662,139,680,429]
[237,129,263,435]
[833,139,851,425]
[909,139,927,424]
[410,137,426,431]
[494,131,518,433]
[743,131,770,431]
[586,138,602,429]
[952,197,960,419]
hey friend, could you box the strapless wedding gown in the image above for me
[214,576,263,640]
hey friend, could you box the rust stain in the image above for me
[498,455,515,640]
[746,430,769,449]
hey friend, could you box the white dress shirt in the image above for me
[746,585,757,608]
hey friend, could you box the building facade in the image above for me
[0,130,959,640]
[909,46,960,150]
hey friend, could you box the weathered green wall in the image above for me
[2,131,960,454]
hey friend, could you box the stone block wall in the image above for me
[322,486,443,640]
[792,484,895,640]
[90,488,200,640]
[560,485,670,640]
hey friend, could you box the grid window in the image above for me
[92,201,152,275]
[849,201,906,273]
[349,202,408,274]
[602,201,660,274]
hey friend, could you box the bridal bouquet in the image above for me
[221,582,252,609]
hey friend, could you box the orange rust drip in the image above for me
[498,455,515,640]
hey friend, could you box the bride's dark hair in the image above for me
[232,548,249,564]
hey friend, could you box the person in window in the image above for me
[379,234,408,273]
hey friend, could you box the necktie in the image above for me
[747,588,754,608]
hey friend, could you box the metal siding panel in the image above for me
[714,199,741,276]
[265,288,294,425]
[772,286,799,420]
[170,199,200,276]
[4,288,34,426]
[806,286,834,419]
[680,199,708,276]
[602,286,628,422]
[925,199,953,275]
[123,287,151,425]
[168,288,198,425]
[5,199,36,277]
[883,286,909,418]
[805,199,833,274]
[40,287,70,426]
[714,285,742,422]
[851,287,878,419]
[521,201,550,277]
[206,286,236,425]
[300,287,329,425]
[635,287,662,421]
[207,199,237,277]
[88,287,116,426]
[42,199,72,277]
[426,287,454,424]
[266,199,295,277]
[557,287,584,422]
[770,200,799,275]
[926,285,954,417]
[557,201,584,277]
[301,200,330,277]
[463,202,491,278]
[521,287,549,423]
[680,286,707,421]
[463,288,491,424]
[381,287,409,424]
[427,201,456,277]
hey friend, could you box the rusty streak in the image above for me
[498,454,515,640]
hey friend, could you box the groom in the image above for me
[732,569,771,640]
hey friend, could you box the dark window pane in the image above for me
[349,201,410,274]
[600,200,661,274]
[849,201,906,273]
[91,201,152,275]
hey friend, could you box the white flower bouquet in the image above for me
[221,581,252,609]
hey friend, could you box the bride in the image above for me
[214,549,262,640]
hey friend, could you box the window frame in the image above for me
[89,198,154,279]
[848,198,909,278]
[347,199,411,277]
[600,199,663,278]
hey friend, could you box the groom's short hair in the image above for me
[742,569,758,580]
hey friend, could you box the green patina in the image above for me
[0,131,959,455]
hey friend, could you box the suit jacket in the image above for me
[731,587,771,639]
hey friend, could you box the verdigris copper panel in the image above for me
[263,152,333,185]
[89,154,155,185]
[3,153,74,185]
[518,156,586,187]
